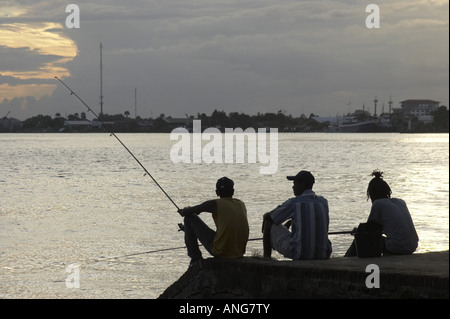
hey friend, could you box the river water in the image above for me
[0,132,448,298]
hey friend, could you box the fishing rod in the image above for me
[55,76,180,211]
[91,237,265,263]
[328,230,355,235]
[91,230,354,262]
[180,222,353,234]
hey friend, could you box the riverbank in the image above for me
[159,251,448,299]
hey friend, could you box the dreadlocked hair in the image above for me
[367,170,392,201]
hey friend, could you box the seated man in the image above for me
[178,177,249,267]
[262,170,332,260]
[345,170,418,256]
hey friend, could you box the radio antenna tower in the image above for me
[100,42,104,116]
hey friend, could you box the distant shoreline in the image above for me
[2,131,449,134]
[2,107,449,133]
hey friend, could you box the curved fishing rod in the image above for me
[92,231,354,262]
[55,76,180,211]
[92,237,265,263]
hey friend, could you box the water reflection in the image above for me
[0,133,448,298]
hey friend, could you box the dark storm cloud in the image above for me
[0,0,448,120]
[0,46,63,73]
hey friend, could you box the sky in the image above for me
[0,0,448,120]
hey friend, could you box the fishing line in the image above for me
[91,237,265,263]
[88,231,353,263]
[55,76,180,211]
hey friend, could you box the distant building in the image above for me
[394,99,440,124]
[312,116,339,127]
[163,117,191,129]
[61,119,115,132]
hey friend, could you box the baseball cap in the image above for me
[286,170,315,185]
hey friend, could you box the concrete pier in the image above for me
[159,251,448,299]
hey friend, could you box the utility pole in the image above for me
[100,42,104,116]
[388,96,393,116]
[135,88,137,119]
[373,96,378,117]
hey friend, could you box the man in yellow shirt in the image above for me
[178,177,249,268]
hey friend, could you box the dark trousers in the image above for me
[184,214,216,261]
[344,237,390,257]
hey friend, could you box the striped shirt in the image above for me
[269,190,332,259]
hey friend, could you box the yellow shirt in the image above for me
[212,198,249,258]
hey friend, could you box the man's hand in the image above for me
[177,207,191,217]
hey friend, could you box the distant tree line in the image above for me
[3,106,449,133]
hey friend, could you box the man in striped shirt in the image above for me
[262,171,332,260]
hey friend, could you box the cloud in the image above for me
[0,46,57,72]
[0,0,448,120]
[0,83,55,101]
[0,22,77,80]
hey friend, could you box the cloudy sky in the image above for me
[0,0,448,120]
